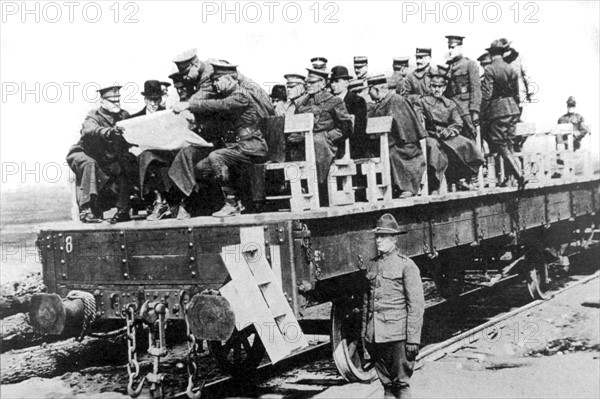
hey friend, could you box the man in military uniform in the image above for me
[172,49,274,118]
[280,73,307,116]
[416,66,484,193]
[367,75,427,198]
[481,39,524,188]
[445,35,481,141]
[403,48,436,105]
[498,38,533,116]
[66,85,137,224]
[292,68,353,204]
[172,62,268,217]
[364,213,425,399]
[477,52,492,74]
[330,65,368,158]
[390,57,410,96]
[354,56,374,107]
[557,96,590,151]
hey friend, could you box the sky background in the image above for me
[1,0,599,190]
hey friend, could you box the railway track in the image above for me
[174,249,599,399]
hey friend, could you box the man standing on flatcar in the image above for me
[367,75,427,198]
[364,213,425,399]
[481,39,525,188]
[445,35,481,141]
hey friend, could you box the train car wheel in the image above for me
[526,256,550,300]
[331,299,377,383]
[208,324,266,377]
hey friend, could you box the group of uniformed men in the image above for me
[68,35,533,224]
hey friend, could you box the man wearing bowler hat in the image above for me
[131,80,166,118]
[481,39,525,188]
[445,35,481,141]
[66,85,137,224]
[364,213,425,399]
[403,48,437,105]
[367,75,427,198]
[330,65,368,158]
[292,67,353,204]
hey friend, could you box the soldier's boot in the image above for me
[80,197,103,223]
[212,195,245,218]
[498,147,526,188]
[147,201,171,221]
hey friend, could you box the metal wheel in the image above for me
[526,254,550,300]
[331,299,377,383]
[208,325,266,377]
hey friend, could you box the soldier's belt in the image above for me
[225,126,260,143]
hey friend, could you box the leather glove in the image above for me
[470,111,480,127]
[406,343,420,361]
[172,101,190,114]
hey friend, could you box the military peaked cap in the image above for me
[446,35,465,45]
[210,61,238,78]
[348,79,365,92]
[366,74,388,87]
[393,56,410,66]
[97,85,122,99]
[311,57,328,70]
[354,56,368,66]
[567,96,577,107]
[416,48,432,57]
[306,68,329,82]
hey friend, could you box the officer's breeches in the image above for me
[195,148,255,195]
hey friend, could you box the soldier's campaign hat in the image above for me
[306,68,329,82]
[486,39,508,54]
[445,35,465,46]
[311,57,328,70]
[354,56,368,66]
[348,79,365,92]
[172,48,198,65]
[97,85,122,100]
[393,56,410,66]
[372,213,407,235]
[477,52,492,64]
[270,85,287,102]
[330,66,352,81]
[141,80,164,99]
[415,48,432,57]
[284,73,306,85]
[210,61,238,78]
[567,96,577,107]
[366,74,388,87]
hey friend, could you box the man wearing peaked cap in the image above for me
[353,56,374,107]
[390,57,410,96]
[557,96,590,151]
[348,79,365,93]
[310,57,328,70]
[415,65,484,194]
[367,74,427,198]
[445,34,482,142]
[330,65,369,158]
[364,213,425,399]
[481,39,525,188]
[66,85,138,224]
[169,72,196,102]
[289,66,353,205]
[403,48,437,105]
[170,61,269,218]
[477,52,492,75]
[279,73,307,116]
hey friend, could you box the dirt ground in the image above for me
[317,276,600,399]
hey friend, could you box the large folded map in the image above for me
[117,110,213,152]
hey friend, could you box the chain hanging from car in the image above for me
[124,303,145,398]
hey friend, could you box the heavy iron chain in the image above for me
[124,303,145,398]
[300,224,321,280]
[147,304,167,399]
[184,301,205,399]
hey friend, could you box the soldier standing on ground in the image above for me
[364,213,425,399]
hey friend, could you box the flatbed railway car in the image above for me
[32,116,599,398]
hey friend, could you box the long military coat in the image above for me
[447,56,482,117]
[481,57,520,120]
